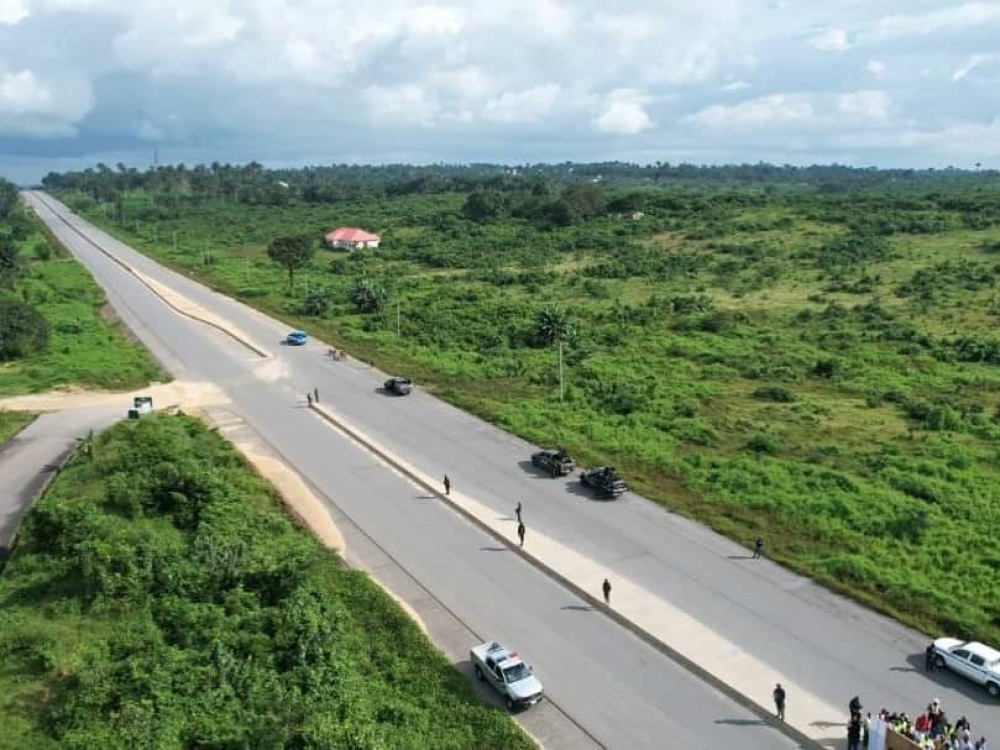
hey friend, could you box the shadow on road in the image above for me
[714,718,767,727]
[902,653,999,706]
[727,554,754,560]
[560,605,593,612]
[517,459,558,479]
[479,546,507,553]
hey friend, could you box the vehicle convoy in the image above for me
[932,638,1000,697]
[531,448,575,476]
[286,330,308,346]
[470,641,544,711]
[383,376,413,395]
[580,466,629,498]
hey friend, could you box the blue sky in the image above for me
[1,0,999,183]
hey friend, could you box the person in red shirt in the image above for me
[914,713,931,734]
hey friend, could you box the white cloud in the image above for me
[0,0,28,25]
[482,84,560,123]
[0,69,48,112]
[866,2,1000,40]
[0,67,92,136]
[721,79,751,91]
[686,93,816,129]
[952,53,995,81]
[592,89,654,135]
[363,84,437,125]
[837,90,890,121]
[811,28,850,51]
[866,59,885,77]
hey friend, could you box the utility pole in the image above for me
[397,297,401,339]
[173,231,177,250]
[244,257,250,283]
[134,219,139,235]
[558,339,564,402]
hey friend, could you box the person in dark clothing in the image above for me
[314,387,319,403]
[926,643,936,671]
[443,475,451,495]
[753,537,764,559]
[847,713,862,750]
[849,696,862,715]
[517,522,525,548]
[306,393,313,407]
[955,716,970,734]
[773,684,786,720]
[515,502,522,523]
[602,578,611,606]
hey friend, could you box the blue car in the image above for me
[286,330,308,346]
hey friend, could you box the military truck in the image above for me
[470,641,544,711]
[530,448,575,477]
[580,466,628,499]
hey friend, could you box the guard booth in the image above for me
[128,396,154,420]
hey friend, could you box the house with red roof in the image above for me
[325,227,381,251]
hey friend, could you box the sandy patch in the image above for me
[0,381,228,413]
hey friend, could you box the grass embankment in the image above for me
[63,187,1000,643]
[0,208,167,397]
[0,410,35,444]
[0,413,534,750]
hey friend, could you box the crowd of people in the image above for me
[847,695,988,750]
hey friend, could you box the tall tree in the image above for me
[267,235,315,290]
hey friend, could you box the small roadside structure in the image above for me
[325,227,380,251]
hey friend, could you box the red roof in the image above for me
[326,227,379,242]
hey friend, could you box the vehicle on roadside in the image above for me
[383,376,413,395]
[931,638,1000,697]
[531,448,575,477]
[286,330,308,346]
[580,466,628,499]
[469,641,543,711]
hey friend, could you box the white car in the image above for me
[932,638,1000,697]
[469,641,544,711]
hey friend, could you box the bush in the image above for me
[0,297,50,360]
[746,434,781,454]
[752,386,797,403]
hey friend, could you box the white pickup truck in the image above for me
[470,641,544,711]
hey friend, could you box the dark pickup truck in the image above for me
[580,466,628,499]
[531,448,575,477]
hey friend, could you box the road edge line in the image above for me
[29,192,268,359]
[307,401,824,750]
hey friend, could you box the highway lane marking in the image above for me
[307,400,835,750]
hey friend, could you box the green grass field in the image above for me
[61,185,1000,643]
[0,410,35,444]
[0,413,534,750]
[0,210,167,397]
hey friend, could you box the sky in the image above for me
[1,0,999,183]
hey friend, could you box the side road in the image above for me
[0,406,121,561]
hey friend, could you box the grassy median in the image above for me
[0,413,534,749]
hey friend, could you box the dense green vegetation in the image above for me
[0,179,166,397]
[0,414,533,749]
[47,162,1000,643]
[0,410,34,444]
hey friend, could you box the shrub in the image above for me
[746,434,780,454]
[0,297,50,360]
[752,386,797,403]
[812,358,841,378]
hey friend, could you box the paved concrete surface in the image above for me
[24,190,1000,749]
[0,406,121,559]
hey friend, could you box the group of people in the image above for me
[847,695,987,750]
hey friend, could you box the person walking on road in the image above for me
[602,578,612,606]
[753,536,764,560]
[773,683,786,721]
[443,475,451,495]
[314,387,320,403]
[515,502,522,523]
[306,393,313,407]
[517,522,525,548]
[925,643,936,671]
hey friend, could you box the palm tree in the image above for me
[534,306,574,347]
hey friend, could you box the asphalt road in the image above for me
[20,197,815,748]
[0,406,121,559]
